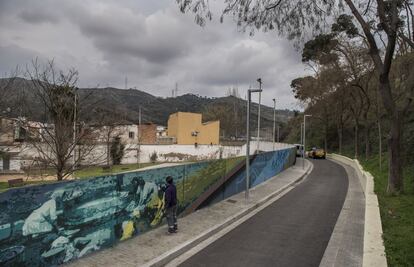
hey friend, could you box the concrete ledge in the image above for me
[328,154,387,267]
[144,160,313,267]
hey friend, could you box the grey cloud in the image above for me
[0,45,45,76]
[0,0,307,109]
[65,5,206,65]
[19,9,60,24]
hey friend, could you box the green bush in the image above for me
[110,137,125,165]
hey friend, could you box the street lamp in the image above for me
[272,98,276,151]
[73,88,78,172]
[300,122,303,152]
[277,125,280,142]
[246,88,262,201]
[137,106,142,168]
[303,114,312,169]
[256,78,262,152]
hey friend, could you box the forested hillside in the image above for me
[0,78,293,139]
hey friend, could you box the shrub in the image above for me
[110,137,125,165]
[150,151,158,163]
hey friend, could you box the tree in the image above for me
[178,0,414,194]
[110,136,125,165]
[90,107,124,166]
[25,60,98,180]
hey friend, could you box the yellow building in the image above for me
[167,112,220,145]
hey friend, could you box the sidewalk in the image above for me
[68,158,312,267]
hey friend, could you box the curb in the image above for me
[327,154,387,267]
[144,160,313,267]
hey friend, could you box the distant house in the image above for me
[92,123,158,145]
[167,112,220,145]
[0,117,16,145]
[0,117,26,172]
[138,123,157,144]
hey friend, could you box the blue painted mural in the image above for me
[0,148,295,266]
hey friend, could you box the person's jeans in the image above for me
[166,205,177,230]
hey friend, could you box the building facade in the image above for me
[167,112,220,145]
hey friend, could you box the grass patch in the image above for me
[0,163,164,193]
[74,162,162,179]
[358,154,414,267]
[0,182,8,193]
[0,180,59,193]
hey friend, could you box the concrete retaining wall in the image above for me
[0,148,296,266]
[328,154,387,267]
[16,141,292,168]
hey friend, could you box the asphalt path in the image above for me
[178,159,349,267]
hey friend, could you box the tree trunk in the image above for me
[364,126,370,160]
[387,113,403,194]
[324,123,328,154]
[378,75,404,194]
[354,123,359,159]
[338,127,343,154]
[57,164,64,181]
[107,142,110,166]
[378,120,382,171]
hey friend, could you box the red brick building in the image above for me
[139,123,157,144]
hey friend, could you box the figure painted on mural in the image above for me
[126,177,158,217]
[74,227,113,258]
[150,183,166,227]
[41,236,78,264]
[22,190,63,237]
[165,176,178,234]
[136,177,158,212]
[120,220,135,240]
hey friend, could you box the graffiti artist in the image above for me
[165,176,178,234]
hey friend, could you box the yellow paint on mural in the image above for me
[150,196,165,226]
[120,221,135,241]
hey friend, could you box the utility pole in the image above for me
[277,125,280,143]
[300,122,303,162]
[303,114,312,169]
[246,88,262,201]
[256,78,262,152]
[72,89,77,173]
[137,106,142,168]
[272,98,276,151]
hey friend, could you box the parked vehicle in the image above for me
[308,147,326,159]
[294,144,304,157]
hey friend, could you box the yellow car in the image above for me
[308,148,326,159]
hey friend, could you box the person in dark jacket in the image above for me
[165,176,178,233]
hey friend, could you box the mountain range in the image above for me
[0,78,294,137]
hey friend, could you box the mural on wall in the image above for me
[199,149,296,207]
[0,148,295,266]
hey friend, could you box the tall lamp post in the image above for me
[256,78,262,152]
[137,106,142,168]
[272,98,276,151]
[246,88,262,201]
[277,125,280,142]
[303,114,312,169]
[72,88,78,172]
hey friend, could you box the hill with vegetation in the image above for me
[0,77,294,139]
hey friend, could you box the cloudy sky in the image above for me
[0,0,309,109]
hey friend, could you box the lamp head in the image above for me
[257,78,262,84]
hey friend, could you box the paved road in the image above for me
[179,159,349,267]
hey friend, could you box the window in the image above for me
[129,131,135,139]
